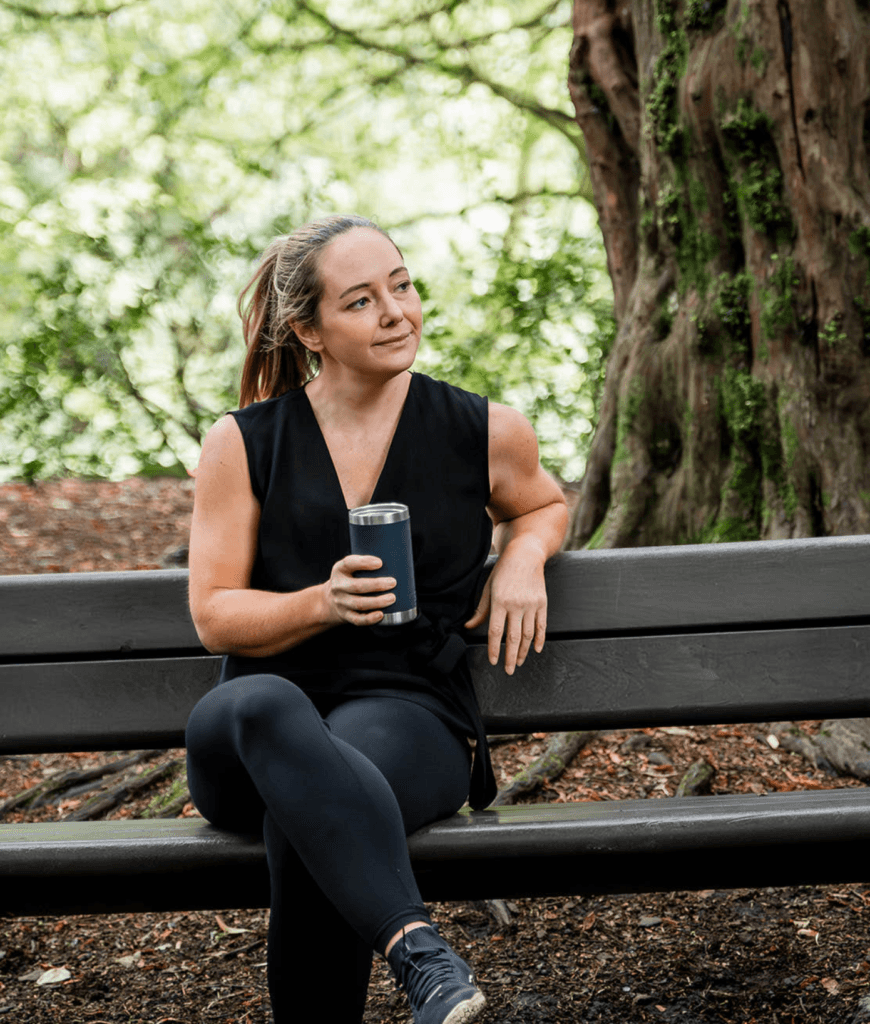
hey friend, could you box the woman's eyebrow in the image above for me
[338,266,407,300]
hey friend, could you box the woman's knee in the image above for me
[223,675,314,742]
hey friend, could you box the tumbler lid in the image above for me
[348,502,409,525]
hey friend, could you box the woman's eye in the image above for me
[396,280,411,292]
[348,296,369,309]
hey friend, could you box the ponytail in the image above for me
[236,214,394,407]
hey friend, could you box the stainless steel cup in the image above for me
[348,502,417,625]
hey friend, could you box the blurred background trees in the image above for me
[5,0,870,552]
[0,0,613,482]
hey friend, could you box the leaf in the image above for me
[35,966,71,985]
[214,914,250,935]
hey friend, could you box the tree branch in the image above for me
[0,0,141,19]
[294,0,586,155]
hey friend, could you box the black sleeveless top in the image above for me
[221,371,497,809]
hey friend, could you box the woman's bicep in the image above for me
[188,415,260,625]
[486,403,565,523]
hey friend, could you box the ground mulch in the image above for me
[1,478,869,1024]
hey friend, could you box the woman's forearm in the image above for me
[492,500,569,561]
[193,582,335,658]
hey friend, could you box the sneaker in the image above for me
[386,925,486,1024]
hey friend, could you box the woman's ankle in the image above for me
[383,920,431,960]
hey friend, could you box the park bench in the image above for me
[1,535,869,917]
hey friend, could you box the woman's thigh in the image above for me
[184,674,294,832]
[325,697,472,835]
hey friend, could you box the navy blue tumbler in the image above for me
[348,502,417,625]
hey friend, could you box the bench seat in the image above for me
[3,787,869,915]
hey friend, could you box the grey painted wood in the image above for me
[4,535,870,657]
[2,623,868,753]
[2,569,199,657]
[470,622,870,731]
[528,533,870,636]
[2,788,868,913]
[0,656,221,753]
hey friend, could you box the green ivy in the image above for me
[684,0,728,31]
[649,0,688,157]
[819,316,848,347]
[613,378,646,467]
[760,255,799,339]
[720,99,793,243]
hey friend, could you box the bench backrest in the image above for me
[3,536,870,753]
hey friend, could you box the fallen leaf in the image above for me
[215,914,250,935]
[821,978,840,995]
[36,967,71,986]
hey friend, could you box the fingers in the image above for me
[328,556,397,626]
[488,603,547,676]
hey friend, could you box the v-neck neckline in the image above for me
[302,372,416,511]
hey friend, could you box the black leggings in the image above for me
[185,673,472,1023]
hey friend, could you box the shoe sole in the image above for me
[442,990,486,1024]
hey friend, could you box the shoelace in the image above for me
[396,942,470,1010]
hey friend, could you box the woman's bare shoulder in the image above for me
[198,414,246,471]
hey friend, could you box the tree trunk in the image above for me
[567,0,870,548]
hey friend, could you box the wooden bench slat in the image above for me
[2,789,868,914]
[0,657,220,754]
[4,624,868,752]
[3,570,197,657]
[5,535,870,657]
[472,623,870,732]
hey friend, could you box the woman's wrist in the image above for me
[315,579,341,628]
[498,528,549,565]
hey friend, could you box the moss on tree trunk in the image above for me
[568,0,870,547]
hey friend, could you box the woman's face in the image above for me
[298,227,422,380]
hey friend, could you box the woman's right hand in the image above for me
[323,555,397,626]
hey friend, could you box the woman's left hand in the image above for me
[464,539,548,676]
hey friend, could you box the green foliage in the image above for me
[720,99,792,243]
[648,2,688,157]
[613,377,645,467]
[760,255,799,340]
[714,271,752,359]
[0,0,608,483]
[656,173,718,297]
[416,223,615,480]
[732,0,752,64]
[750,46,769,74]
[819,316,847,348]
[709,367,803,540]
[849,225,870,260]
[684,0,727,32]
[720,366,765,444]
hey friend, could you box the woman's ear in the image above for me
[290,321,322,353]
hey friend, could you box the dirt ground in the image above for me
[1,478,869,1024]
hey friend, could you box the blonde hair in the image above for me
[237,214,396,406]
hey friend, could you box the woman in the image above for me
[186,214,568,1023]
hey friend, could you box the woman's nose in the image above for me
[380,293,403,325]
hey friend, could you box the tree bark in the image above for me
[568,0,870,548]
